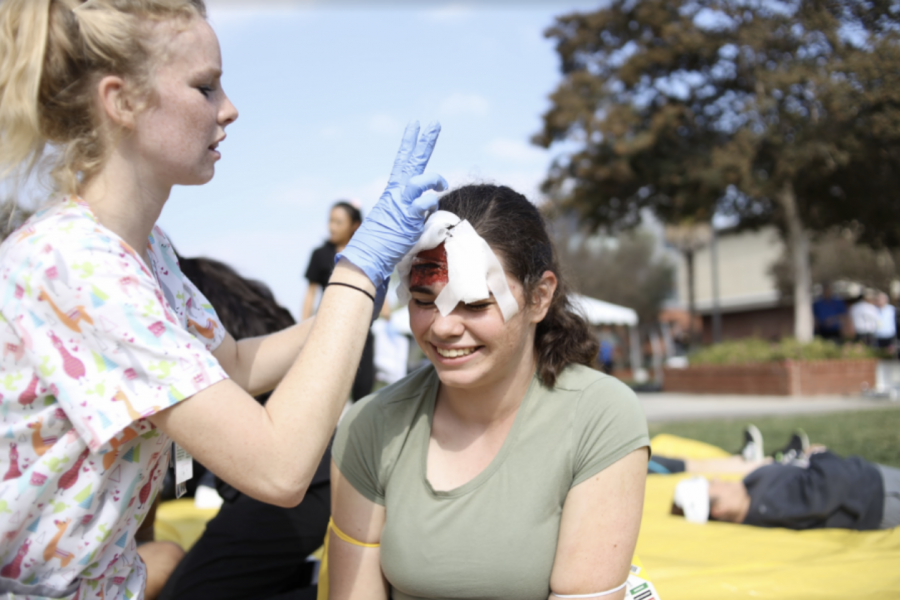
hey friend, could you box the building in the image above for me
[674,226,794,342]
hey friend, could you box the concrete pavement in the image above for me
[638,392,900,423]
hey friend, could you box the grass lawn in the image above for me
[648,407,900,468]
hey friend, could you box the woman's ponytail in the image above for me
[0,0,53,181]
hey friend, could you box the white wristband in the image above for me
[552,581,627,598]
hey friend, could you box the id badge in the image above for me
[172,442,193,499]
[625,562,661,600]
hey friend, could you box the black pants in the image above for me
[159,482,330,600]
[648,456,686,474]
[351,332,375,402]
[817,328,842,343]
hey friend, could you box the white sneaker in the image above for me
[740,424,764,462]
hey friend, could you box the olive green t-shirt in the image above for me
[332,364,649,600]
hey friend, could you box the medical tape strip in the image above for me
[397,211,519,322]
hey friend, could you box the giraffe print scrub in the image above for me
[0,197,228,599]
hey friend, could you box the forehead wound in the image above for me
[410,243,448,288]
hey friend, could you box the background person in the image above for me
[371,303,409,388]
[0,1,445,596]
[598,326,618,374]
[670,436,899,532]
[160,257,328,600]
[850,291,881,346]
[328,185,649,600]
[874,291,897,352]
[303,201,375,401]
[812,282,846,342]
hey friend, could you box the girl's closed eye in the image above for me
[465,302,492,311]
[413,298,436,308]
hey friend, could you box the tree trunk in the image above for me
[778,182,814,342]
[685,249,699,348]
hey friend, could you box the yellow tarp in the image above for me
[640,435,900,599]
[154,499,218,550]
[155,435,900,598]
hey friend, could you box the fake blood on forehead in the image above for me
[410,243,449,288]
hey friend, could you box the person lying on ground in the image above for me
[328,184,650,600]
[669,428,900,531]
[648,424,788,477]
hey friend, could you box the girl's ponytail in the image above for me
[0,0,53,181]
[533,274,599,388]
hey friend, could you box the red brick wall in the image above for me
[792,360,877,395]
[663,363,791,395]
[663,359,877,396]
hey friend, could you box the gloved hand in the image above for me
[338,121,448,288]
[371,280,389,323]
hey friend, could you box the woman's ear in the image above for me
[97,75,137,129]
[529,270,557,324]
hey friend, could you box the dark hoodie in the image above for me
[742,451,884,530]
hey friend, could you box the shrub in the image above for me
[689,337,882,366]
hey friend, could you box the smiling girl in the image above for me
[328,185,650,600]
[0,1,444,598]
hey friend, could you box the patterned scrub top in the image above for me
[0,198,228,599]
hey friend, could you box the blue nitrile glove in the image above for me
[371,280,389,323]
[338,121,448,288]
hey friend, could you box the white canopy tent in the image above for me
[391,293,642,375]
[569,294,638,327]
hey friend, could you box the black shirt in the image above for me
[305,242,337,288]
[742,452,884,530]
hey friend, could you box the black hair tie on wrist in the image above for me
[324,282,375,303]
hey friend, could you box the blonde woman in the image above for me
[0,1,445,597]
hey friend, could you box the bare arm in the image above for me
[548,449,648,600]
[302,283,319,321]
[328,461,390,600]
[684,455,771,475]
[149,260,373,508]
[211,316,315,397]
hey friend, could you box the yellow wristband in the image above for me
[329,517,380,548]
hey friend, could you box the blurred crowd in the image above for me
[814,283,898,355]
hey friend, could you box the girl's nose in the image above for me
[430,309,465,339]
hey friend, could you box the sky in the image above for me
[156,0,601,317]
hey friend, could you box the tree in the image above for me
[771,226,900,299]
[663,221,711,348]
[554,223,675,325]
[534,0,900,342]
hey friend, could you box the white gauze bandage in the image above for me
[673,476,711,524]
[397,211,519,321]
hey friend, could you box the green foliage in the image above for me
[555,226,674,323]
[770,226,900,298]
[689,337,880,365]
[649,407,900,467]
[535,0,900,245]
